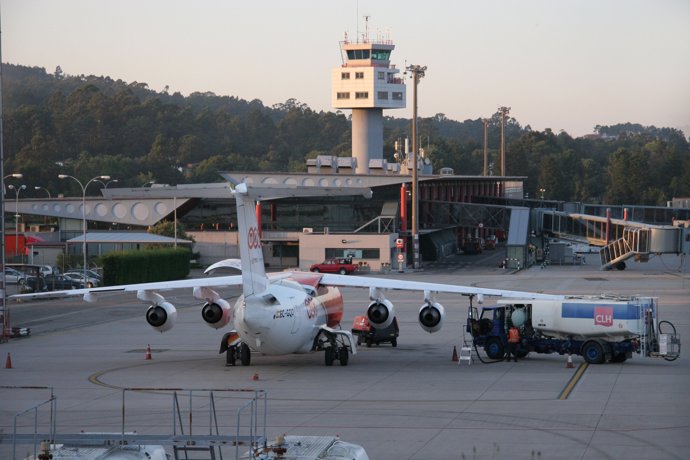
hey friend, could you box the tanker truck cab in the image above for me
[467,296,680,364]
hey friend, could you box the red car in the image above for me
[309,258,359,275]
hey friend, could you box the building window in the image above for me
[377,71,385,80]
[337,92,350,100]
[347,49,371,60]
[377,91,388,100]
[392,92,403,100]
[326,248,380,260]
[355,92,369,99]
[341,72,350,80]
[355,72,364,79]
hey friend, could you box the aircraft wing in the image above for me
[10,275,244,301]
[318,273,564,301]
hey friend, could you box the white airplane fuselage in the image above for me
[233,273,344,355]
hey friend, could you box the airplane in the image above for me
[12,182,564,366]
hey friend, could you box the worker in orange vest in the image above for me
[507,326,521,362]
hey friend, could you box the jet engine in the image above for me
[418,301,445,333]
[201,298,233,329]
[367,298,395,329]
[146,301,177,333]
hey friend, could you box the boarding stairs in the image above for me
[599,227,650,270]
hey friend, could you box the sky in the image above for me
[3,0,690,138]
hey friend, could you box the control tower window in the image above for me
[371,49,391,60]
[346,49,371,60]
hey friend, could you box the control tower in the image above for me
[332,33,406,174]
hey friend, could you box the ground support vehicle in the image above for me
[466,296,680,364]
[309,258,359,275]
[352,315,399,347]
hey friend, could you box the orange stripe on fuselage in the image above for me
[288,272,343,327]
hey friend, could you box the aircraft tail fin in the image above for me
[233,183,268,296]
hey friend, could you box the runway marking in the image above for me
[558,362,589,400]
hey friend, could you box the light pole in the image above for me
[2,173,23,340]
[7,184,26,261]
[34,186,51,198]
[58,174,110,284]
[498,106,511,176]
[406,64,427,270]
[96,179,118,189]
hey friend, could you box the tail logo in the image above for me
[247,227,261,249]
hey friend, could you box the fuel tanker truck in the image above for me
[467,296,680,364]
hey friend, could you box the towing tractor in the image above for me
[467,296,680,364]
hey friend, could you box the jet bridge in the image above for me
[538,210,690,270]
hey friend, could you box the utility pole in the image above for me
[406,64,427,270]
[498,106,510,176]
[483,118,489,176]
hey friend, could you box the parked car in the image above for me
[4,267,27,285]
[63,271,100,288]
[44,274,84,290]
[309,258,359,275]
[484,235,497,250]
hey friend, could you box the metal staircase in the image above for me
[599,227,650,270]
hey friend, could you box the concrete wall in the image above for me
[187,231,239,265]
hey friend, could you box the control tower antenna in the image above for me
[363,15,370,41]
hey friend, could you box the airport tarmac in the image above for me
[1,254,689,459]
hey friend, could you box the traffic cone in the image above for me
[566,354,574,368]
[5,353,12,369]
[252,373,259,381]
[145,344,152,360]
[452,346,459,362]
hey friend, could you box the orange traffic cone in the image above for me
[145,344,152,360]
[252,373,259,381]
[5,352,12,369]
[452,346,459,362]
[566,354,574,368]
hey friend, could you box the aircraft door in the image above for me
[289,296,300,334]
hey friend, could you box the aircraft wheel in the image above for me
[240,343,251,366]
[338,347,349,366]
[226,347,236,366]
[325,347,335,366]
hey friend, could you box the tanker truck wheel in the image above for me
[582,341,605,364]
[485,337,505,360]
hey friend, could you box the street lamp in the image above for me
[3,173,23,194]
[58,174,111,284]
[405,64,427,270]
[95,179,118,189]
[143,180,156,187]
[7,184,26,261]
[34,186,52,198]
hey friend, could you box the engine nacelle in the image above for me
[367,299,395,329]
[201,298,233,329]
[418,302,445,333]
[146,301,177,333]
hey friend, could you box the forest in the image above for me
[3,63,689,206]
